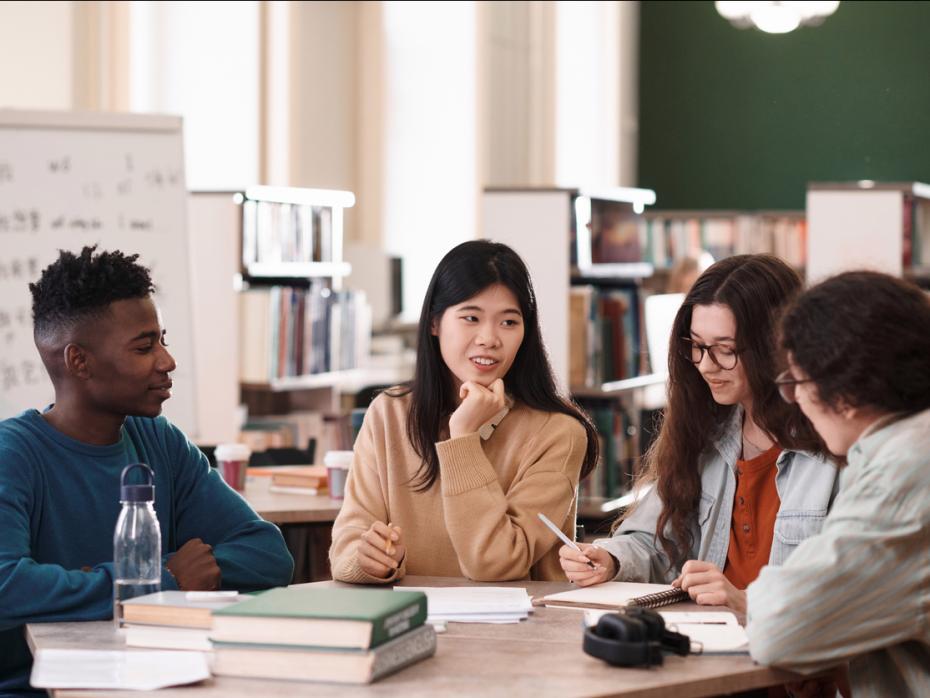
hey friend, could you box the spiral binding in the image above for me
[626,588,691,609]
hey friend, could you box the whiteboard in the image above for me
[0,110,197,436]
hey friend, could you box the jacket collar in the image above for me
[711,405,802,474]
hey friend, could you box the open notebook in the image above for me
[541,582,690,610]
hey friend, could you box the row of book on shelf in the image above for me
[577,402,641,502]
[569,283,647,388]
[582,201,807,270]
[121,587,435,684]
[239,281,372,384]
[242,199,335,266]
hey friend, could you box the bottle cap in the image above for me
[120,463,155,502]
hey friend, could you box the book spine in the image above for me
[371,624,437,683]
[371,596,428,647]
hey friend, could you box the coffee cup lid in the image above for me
[324,450,353,468]
[216,443,251,461]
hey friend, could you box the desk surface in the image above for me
[27,576,798,698]
[241,475,342,525]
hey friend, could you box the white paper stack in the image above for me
[30,649,210,690]
[397,586,533,624]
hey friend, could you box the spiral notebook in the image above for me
[541,582,690,610]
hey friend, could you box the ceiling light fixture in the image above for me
[715,1,840,34]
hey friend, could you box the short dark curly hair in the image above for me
[30,245,155,337]
[781,271,930,415]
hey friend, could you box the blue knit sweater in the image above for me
[0,409,294,692]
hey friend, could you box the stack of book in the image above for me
[269,465,328,495]
[209,587,435,684]
[121,591,245,651]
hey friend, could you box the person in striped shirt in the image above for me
[747,271,930,697]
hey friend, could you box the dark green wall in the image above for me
[638,1,930,210]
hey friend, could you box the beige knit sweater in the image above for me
[329,391,587,584]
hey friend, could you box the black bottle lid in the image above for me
[120,463,155,503]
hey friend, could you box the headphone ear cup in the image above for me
[622,608,666,641]
[596,613,649,642]
[624,608,691,657]
[583,613,664,668]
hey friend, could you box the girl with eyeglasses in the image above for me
[747,271,930,696]
[329,240,598,583]
[559,254,840,615]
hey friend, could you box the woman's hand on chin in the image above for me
[449,378,506,438]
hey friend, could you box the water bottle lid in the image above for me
[120,463,155,502]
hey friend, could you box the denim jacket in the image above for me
[594,408,840,584]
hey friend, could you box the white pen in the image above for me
[537,512,596,569]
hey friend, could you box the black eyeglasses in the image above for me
[679,338,741,370]
[774,369,817,404]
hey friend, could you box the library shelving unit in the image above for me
[807,181,930,287]
[234,186,405,421]
[483,187,663,533]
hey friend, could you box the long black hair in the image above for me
[390,239,598,491]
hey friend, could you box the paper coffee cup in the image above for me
[324,450,353,499]
[215,443,251,491]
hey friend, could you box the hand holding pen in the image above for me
[358,521,405,579]
[536,512,618,586]
[558,543,617,587]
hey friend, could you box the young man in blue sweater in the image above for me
[0,246,294,693]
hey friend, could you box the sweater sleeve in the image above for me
[0,445,175,626]
[592,483,678,583]
[436,413,585,582]
[328,404,406,584]
[165,422,293,591]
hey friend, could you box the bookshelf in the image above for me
[236,186,371,395]
[234,186,389,452]
[807,181,930,287]
[483,187,660,524]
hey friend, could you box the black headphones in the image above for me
[583,607,692,668]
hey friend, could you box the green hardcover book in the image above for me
[210,587,427,650]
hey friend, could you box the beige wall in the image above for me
[289,1,359,240]
[0,1,74,109]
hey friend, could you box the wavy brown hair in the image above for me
[631,254,824,569]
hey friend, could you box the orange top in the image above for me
[723,445,782,590]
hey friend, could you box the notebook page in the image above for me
[542,581,676,608]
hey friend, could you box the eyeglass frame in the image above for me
[774,369,817,404]
[678,337,742,370]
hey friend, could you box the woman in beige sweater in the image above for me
[329,240,598,583]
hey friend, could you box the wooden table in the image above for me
[27,576,800,698]
[241,475,342,525]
